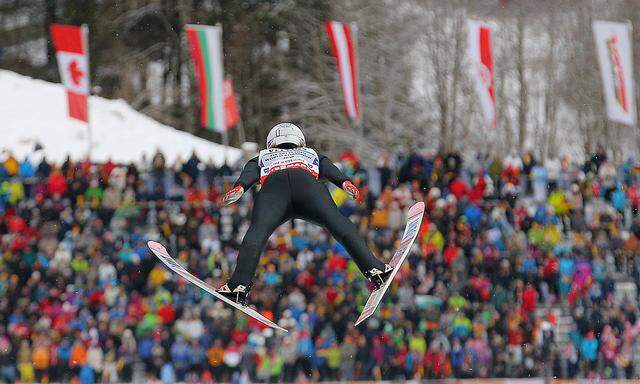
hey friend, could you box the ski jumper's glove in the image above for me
[222,185,244,205]
[342,180,360,201]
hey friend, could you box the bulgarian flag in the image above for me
[185,24,226,132]
[50,23,90,122]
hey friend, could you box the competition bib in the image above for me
[258,148,320,183]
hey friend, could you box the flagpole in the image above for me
[217,23,228,165]
[350,22,364,157]
[234,77,246,145]
[222,129,229,165]
[83,24,92,160]
[237,116,246,145]
[87,103,92,159]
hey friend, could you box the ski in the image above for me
[355,201,425,327]
[147,241,288,333]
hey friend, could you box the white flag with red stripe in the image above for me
[467,20,495,127]
[593,20,636,126]
[50,24,90,123]
[325,21,360,121]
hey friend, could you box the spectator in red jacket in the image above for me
[47,167,67,196]
[522,283,538,314]
[449,177,468,200]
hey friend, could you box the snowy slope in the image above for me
[0,70,242,165]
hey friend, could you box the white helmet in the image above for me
[266,123,305,148]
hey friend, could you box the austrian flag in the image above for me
[325,21,360,121]
[50,24,90,122]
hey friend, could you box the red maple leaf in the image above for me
[67,60,84,86]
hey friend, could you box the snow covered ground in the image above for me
[0,70,242,165]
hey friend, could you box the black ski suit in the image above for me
[227,152,385,289]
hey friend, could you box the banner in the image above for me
[185,24,226,132]
[224,78,240,129]
[325,21,360,121]
[467,20,495,126]
[50,24,89,122]
[593,20,636,126]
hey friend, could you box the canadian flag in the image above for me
[50,24,89,122]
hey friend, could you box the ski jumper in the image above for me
[227,147,385,289]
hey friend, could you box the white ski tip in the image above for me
[408,201,425,216]
[147,240,166,254]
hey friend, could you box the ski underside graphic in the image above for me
[355,201,425,326]
[147,241,288,332]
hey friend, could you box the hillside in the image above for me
[0,70,241,165]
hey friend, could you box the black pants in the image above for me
[228,169,384,288]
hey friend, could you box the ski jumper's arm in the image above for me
[234,157,260,189]
[319,155,350,186]
[319,154,361,200]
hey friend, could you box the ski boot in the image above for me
[364,264,394,290]
[217,283,252,306]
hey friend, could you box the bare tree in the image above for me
[4,0,640,160]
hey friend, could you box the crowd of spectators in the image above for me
[1,144,640,383]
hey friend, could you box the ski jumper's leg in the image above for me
[290,169,386,274]
[228,173,291,289]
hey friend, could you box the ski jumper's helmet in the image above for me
[266,123,305,148]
